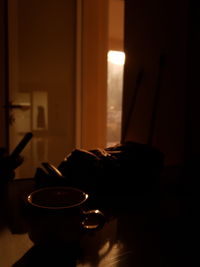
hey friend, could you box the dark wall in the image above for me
[186,0,200,162]
[122,0,191,166]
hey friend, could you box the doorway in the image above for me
[2,0,124,178]
[7,0,77,178]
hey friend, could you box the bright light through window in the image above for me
[107,50,125,65]
[107,50,125,147]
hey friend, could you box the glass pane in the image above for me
[107,51,125,147]
[107,0,124,147]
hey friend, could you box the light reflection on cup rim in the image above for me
[27,186,89,210]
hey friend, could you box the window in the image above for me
[107,50,125,146]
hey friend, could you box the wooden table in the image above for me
[0,173,191,267]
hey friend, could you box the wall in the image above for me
[108,0,124,51]
[122,0,188,166]
[187,0,200,161]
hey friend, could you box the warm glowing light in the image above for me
[107,50,125,65]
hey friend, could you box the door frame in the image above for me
[76,0,108,150]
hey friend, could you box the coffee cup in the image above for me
[25,186,105,245]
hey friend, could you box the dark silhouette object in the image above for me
[0,132,33,184]
[121,69,144,142]
[0,147,23,183]
[10,132,33,159]
[34,141,164,215]
[58,142,164,195]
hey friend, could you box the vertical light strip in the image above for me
[107,50,125,147]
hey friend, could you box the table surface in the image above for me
[0,173,192,267]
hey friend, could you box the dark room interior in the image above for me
[0,0,196,266]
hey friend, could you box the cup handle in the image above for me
[82,209,105,231]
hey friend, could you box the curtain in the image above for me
[121,0,189,166]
